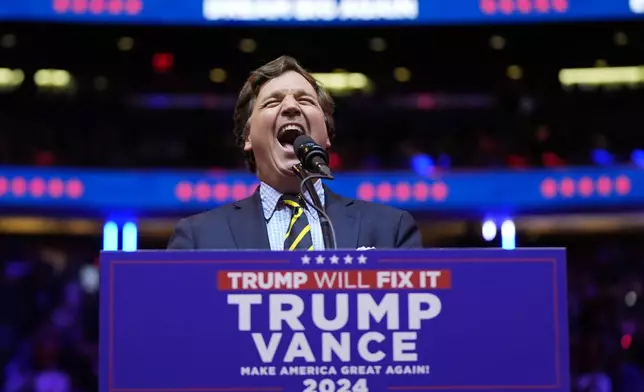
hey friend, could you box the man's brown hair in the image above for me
[233,56,336,173]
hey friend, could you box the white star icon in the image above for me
[343,255,353,264]
[315,255,325,264]
[358,254,367,264]
[301,255,311,264]
[329,255,339,264]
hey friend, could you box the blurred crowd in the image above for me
[1,22,643,172]
[0,233,643,392]
[536,234,644,392]
[0,237,99,392]
[2,95,644,173]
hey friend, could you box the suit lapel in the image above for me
[227,190,271,250]
[324,186,360,250]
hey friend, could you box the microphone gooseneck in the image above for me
[292,164,338,250]
[293,135,334,179]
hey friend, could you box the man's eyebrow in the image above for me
[261,89,314,101]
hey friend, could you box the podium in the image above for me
[99,249,569,392]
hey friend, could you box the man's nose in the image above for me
[280,95,301,117]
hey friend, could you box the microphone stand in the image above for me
[292,164,337,250]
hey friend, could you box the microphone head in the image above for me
[293,135,328,164]
[293,135,315,153]
[293,135,333,178]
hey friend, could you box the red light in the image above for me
[377,182,393,202]
[125,0,142,14]
[30,178,46,198]
[175,182,193,202]
[540,178,557,198]
[416,94,436,110]
[357,183,375,201]
[578,177,594,197]
[395,183,411,202]
[432,182,448,201]
[597,176,612,196]
[53,0,142,14]
[65,179,85,199]
[11,177,27,197]
[616,175,632,195]
[152,52,174,73]
[534,0,550,12]
[480,0,496,13]
[213,183,229,202]
[53,0,71,13]
[479,0,565,15]
[328,151,342,170]
[108,0,123,14]
[499,0,514,14]
[89,0,105,13]
[48,178,65,198]
[195,182,210,201]
[508,154,528,168]
[552,0,568,12]
[413,182,430,201]
[560,177,575,198]
[232,183,247,200]
[621,334,632,350]
[542,152,564,167]
[516,0,532,13]
[72,0,88,13]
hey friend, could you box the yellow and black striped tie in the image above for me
[282,194,314,251]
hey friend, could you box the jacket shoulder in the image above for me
[349,199,421,248]
[167,201,242,250]
[178,201,238,229]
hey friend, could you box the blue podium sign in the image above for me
[99,249,569,392]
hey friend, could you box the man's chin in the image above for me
[272,164,303,193]
[282,164,300,177]
[273,160,297,177]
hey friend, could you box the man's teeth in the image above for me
[281,125,304,133]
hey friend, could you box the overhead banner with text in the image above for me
[2,0,643,25]
[100,248,569,392]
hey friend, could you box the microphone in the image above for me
[291,163,338,250]
[293,135,333,179]
[291,137,337,250]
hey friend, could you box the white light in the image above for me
[79,264,100,293]
[501,220,516,250]
[630,0,644,13]
[482,220,497,241]
[122,222,138,252]
[625,291,637,307]
[103,221,118,251]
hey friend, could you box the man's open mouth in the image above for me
[277,124,306,148]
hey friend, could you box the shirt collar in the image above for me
[260,180,325,220]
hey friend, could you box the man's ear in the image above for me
[243,125,252,152]
[243,136,252,152]
[323,116,332,149]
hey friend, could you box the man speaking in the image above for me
[168,56,421,250]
